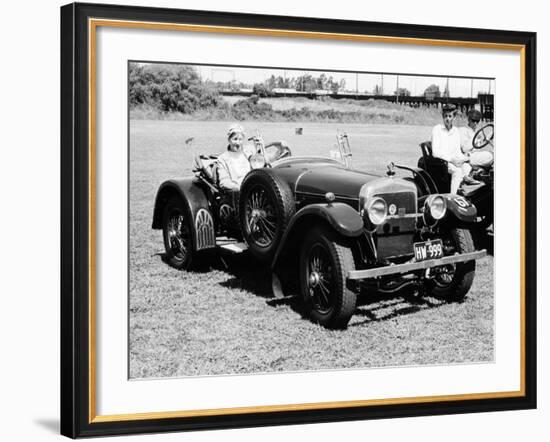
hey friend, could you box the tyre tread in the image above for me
[162,196,195,270]
[331,237,358,328]
[430,227,476,302]
[301,226,357,329]
[239,168,295,261]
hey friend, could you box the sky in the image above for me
[195,64,495,98]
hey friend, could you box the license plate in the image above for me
[413,239,443,261]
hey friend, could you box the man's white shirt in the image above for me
[431,124,464,165]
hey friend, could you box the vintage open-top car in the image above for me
[152,132,486,328]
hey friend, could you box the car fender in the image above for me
[271,202,363,269]
[151,178,216,250]
[442,194,477,223]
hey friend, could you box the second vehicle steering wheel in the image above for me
[472,123,494,149]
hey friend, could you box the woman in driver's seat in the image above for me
[217,124,255,191]
[217,124,289,191]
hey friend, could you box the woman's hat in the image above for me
[227,124,245,139]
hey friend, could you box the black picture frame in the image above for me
[60,2,537,438]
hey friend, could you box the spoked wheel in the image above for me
[162,197,194,269]
[239,169,295,262]
[299,227,357,329]
[244,185,277,247]
[428,227,476,302]
[306,244,336,315]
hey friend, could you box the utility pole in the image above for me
[381,74,384,95]
[396,75,399,103]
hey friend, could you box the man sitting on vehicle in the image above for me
[459,108,494,169]
[431,103,478,194]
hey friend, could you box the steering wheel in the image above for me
[472,123,494,149]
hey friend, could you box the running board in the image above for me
[218,242,248,254]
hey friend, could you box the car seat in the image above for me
[417,141,451,193]
[193,154,220,190]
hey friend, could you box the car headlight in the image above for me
[364,197,387,225]
[249,153,266,169]
[423,194,447,226]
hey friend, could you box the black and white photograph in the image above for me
[1,0,544,439]
[129,62,496,379]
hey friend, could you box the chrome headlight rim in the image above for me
[423,194,447,226]
[364,196,388,226]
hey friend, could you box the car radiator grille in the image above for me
[374,191,417,259]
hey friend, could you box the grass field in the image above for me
[129,120,494,379]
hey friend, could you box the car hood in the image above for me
[272,157,382,200]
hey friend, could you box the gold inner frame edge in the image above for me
[87,18,527,424]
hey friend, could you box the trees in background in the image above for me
[423,84,441,100]
[258,73,345,93]
[395,87,411,96]
[129,64,352,113]
[252,83,274,97]
[129,63,220,113]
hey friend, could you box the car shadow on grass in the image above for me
[351,293,445,327]
[215,253,274,299]
[215,252,449,327]
[473,229,494,256]
[155,251,226,274]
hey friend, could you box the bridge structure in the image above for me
[220,90,494,120]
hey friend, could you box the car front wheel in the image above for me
[299,227,357,329]
[428,227,476,302]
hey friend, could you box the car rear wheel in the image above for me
[299,227,357,329]
[428,227,476,302]
[162,196,194,270]
[239,169,295,262]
